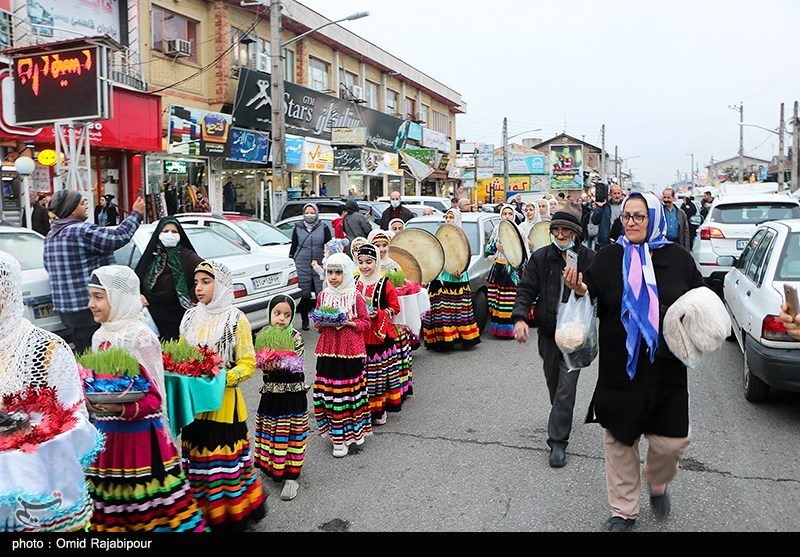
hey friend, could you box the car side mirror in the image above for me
[689,215,702,226]
[716,255,736,267]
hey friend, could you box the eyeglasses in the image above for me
[550,226,572,236]
[620,213,648,224]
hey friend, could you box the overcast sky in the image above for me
[298,0,800,189]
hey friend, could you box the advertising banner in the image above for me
[233,68,409,153]
[333,148,362,171]
[476,144,494,168]
[494,153,547,175]
[477,176,533,203]
[13,0,125,44]
[168,105,231,157]
[549,144,584,189]
[331,127,366,146]
[285,135,304,165]
[299,139,334,172]
[228,127,270,164]
[422,128,449,152]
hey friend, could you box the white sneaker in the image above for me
[373,411,387,426]
[332,444,348,458]
[280,479,299,501]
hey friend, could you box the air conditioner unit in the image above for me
[163,38,192,57]
[251,51,269,72]
[350,85,364,101]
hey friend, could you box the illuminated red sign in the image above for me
[13,46,107,126]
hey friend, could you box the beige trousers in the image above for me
[602,425,691,519]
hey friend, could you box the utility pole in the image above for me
[729,102,744,183]
[793,101,799,193]
[614,145,619,186]
[778,102,786,188]
[502,117,509,196]
[687,152,694,190]
[270,0,286,211]
[709,156,715,190]
[600,125,606,183]
[676,169,680,187]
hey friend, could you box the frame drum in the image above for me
[435,223,471,276]
[390,228,444,284]
[498,220,525,267]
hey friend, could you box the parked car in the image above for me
[274,213,378,240]
[174,212,292,258]
[375,195,452,213]
[276,198,374,222]
[691,192,800,297]
[114,223,300,333]
[403,211,501,333]
[369,202,444,226]
[721,218,800,402]
[0,225,66,337]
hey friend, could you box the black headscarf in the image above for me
[268,294,296,320]
[134,217,198,308]
[345,199,360,214]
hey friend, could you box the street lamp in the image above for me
[15,156,35,231]
[240,1,368,220]
[502,118,541,198]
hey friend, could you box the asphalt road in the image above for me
[239,319,800,534]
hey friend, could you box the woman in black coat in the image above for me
[94,194,119,226]
[133,216,203,341]
[565,191,704,532]
[289,203,331,330]
[342,199,372,248]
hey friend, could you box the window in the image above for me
[431,110,449,135]
[365,81,379,110]
[152,5,198,63]
[777,232,800,280]
[0,11,12,48]
[746,230,774,284]
[420,104,429,125]
[283,49,295,82]
[386,89,398,115]
[339,69,357,99]
[231,28,269,77]
[736,229,764,274]
[308,57,330,92]
[405,97,416,119]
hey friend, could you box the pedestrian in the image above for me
[43,189,145,353]
[223,180,237,212]
[699,190,713,219]
[0,251,101,533]
[319,182,329,197]
[179,260,267,531]
[312,253,372,457]
[93,194,118,227]
[253,294,309,502]
[342,198,372,247]
[486,203,529,339]
[779,302,800,341]
[380,191,415,230]
[367,228,400,274]
[590,183,625,249]
[388,217,405,234]
[194,192,210,213]
[457,197,472,213]
[537,198,552,222]
[512,202,596,468]
[421,207,481,351]
[289,203,331,331]
[518,202,542,246]
[564,191,705,532]
[31,192,51,236]
[332,204,346,239]
[355,243,401,426]
[134,216,203,341]
[661,188,691,249]
[680,194,699,247]
[84,265,207,532]
[164,181,179,216]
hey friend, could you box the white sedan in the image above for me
[174,212,292,259]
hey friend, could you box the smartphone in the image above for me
[785,284,799,316]
[566,249,578,271]
[594,182,608,203]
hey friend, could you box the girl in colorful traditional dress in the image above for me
[85,265,207,532]
[253,294,308,502]
[312,253,372,457]
[388,218,405,234]
[486,204,529,339]
[179,261,266,531]
[421,207,482,351]
[518,202,542,247]
[355,243,401,425]
[537,199,552,222]
[367,229,401,274]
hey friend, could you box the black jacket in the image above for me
[511,243,595,337]
[379,203,414,230]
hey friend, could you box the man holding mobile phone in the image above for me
[780,284,800,340]
[511,201,596,468]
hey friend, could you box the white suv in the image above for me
[692,192,800,297]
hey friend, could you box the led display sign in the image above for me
[12,45,109,126]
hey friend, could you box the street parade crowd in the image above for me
[2,187,800,534]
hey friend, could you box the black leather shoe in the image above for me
[601,516,636,532]
[548,446,566,468]
[650,488,671,519]
[301,322,310,331]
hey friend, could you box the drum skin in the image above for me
[528,221,553,253]
[390,228,444,284]
[435,223,470,276]
[388,245,423,284]
[498,220,525,267]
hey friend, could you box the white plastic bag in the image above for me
[555,290,598,371]
[142,307,160,337]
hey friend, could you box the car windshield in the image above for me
[185,228,249,258]
[234,219,290,246]
[0,232,44,270]
[712,203,800,224]
[405,220,480,256]
[776,231,800,281]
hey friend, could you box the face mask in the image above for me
[304,214,317,223]
[390,200,400,208]
[160,232,180,248]
[552,239,574,252]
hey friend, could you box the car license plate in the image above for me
[33,303,55,319]
[253,274,281,290]
[736,240,747,250]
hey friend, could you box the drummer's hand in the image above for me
[563,267,587,296]
[496,242,504,253]
[140,294,149,307]
[514,320,529,344]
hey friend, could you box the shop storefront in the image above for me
[144,155,209,221]
[333,148,402,200]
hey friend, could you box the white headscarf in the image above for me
[518,202,542,239]
[180,260,241,366]
[445,207,463,227]
[355,243,382,286]
[489,203,521,246]
[367,228,399,273]
[321,253,359,319]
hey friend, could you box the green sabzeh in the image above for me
[77,347,140,377]
[255,325,296,352]
[161,340,205,362]
[385,267,406,288]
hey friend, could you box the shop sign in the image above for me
[331,127,366,146]
[333,148,362,171]
[31,161,51,193]
[477,176,532,203]
[12,45,110,126]
[301,140,334,171]
[476,144,494,168]
[168,105,231,157]
[407,122,423,142]
[494,153,547,175]
[37,149,57,166]
[228,127,270,164]
[476,168,493,179]
[549,144,584,189]
[284,136,304,165]
[422,128,449,153]
[14,0,125,44]
[233,68,411,153]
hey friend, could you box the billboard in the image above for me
[549,144,584,189]
[168,105,232,157]
[229,127,270,164]
[13,0,126,44]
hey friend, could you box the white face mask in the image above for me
[390,200,400,208]
[159,232,180,248]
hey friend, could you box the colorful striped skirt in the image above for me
[313,355,372,446]
[422,279,482,351]
[487,261,519,339]
[254,369,310,482]
[391,324,414,406]
[87,415,207,532]
[181,413,266,531]
[364,338,399,418]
